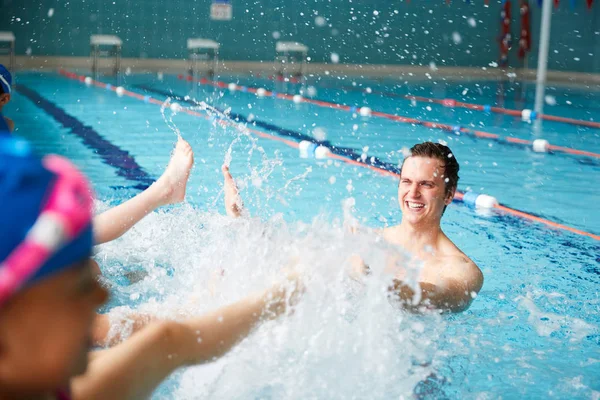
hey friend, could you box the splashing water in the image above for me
[94,200,447,399]
[158,94,288,214]
[160,99,183,139]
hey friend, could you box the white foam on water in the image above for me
[516,294,597,342]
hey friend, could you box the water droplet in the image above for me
[252,177,263,188]
[313,127,327,141]
[452,32,462,45]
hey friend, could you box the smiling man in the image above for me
[222,141,483,313]
[375,142,483,312]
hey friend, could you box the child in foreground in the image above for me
[0,135,303,400]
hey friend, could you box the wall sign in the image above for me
[211,0,232,21]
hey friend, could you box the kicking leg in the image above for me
[94,139,194,244]
[222,164,245,218]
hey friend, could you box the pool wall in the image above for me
[2,57,600,87]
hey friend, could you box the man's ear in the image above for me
[444,187,456,205]
[0,94,10,106]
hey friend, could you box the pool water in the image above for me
[6,70,600,399]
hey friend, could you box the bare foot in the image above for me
[156,139,194,205]
[222,164,244,218]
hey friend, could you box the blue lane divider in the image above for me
[15,84,154,190]
[133,84,401,174]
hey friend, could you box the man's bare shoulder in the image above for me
[437,235,479,269]
[380,225,400,243]
[422,234,483,290]
[431,254,483,292]
[411,255,482,312]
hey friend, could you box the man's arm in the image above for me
[389,257,483,313]
[390,279,473,313]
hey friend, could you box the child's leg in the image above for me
[94,139,194,244]
[222,164,245,218]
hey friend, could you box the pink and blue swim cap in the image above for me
[0,135,94,304]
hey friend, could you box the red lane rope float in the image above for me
[494,205,599,241]
[405,95,600,130]
[314,83,600,130]
[178,75,600,160]
[58,69,600,242]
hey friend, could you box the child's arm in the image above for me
[73,277,302,400]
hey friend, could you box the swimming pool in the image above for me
[7,70,600,398]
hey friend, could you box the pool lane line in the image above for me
[178,74,600,161]
[307,82,600,130]
[493,204,599,241]
[403,95,600,130]
[131,83,401,174]
[58,70,600,241]
[249,75,600,130]
[14,83,154,190]
[58,70,306,150]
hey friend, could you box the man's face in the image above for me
[398,156,454,226]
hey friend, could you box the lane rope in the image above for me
[251,75,600,130]
[179,74,600,161]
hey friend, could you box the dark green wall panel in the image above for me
[1,0,598,72]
